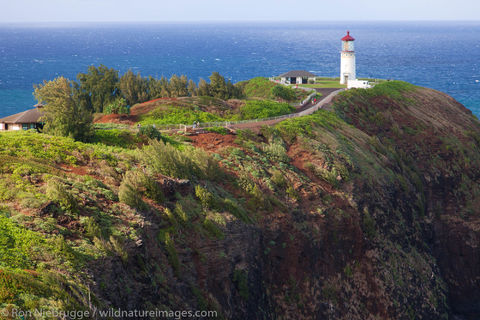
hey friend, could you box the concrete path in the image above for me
[227,88,344,131]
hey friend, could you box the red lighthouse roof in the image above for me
[341,31,355,41]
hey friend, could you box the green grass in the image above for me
[0,131,86,165]
[275,109,346,142]
[94,123,131,130]
[299,78,347,89]
[91,129,141,149]
[237,100,295,120]
[239,77,309,102]
[205,127,230,135]
[299,77,385,89]
[241,77,278,99]
[139,105,225,125]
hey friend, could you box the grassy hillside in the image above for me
[0,81,478,319]
[133,96,297,125]
[237,77,310,101]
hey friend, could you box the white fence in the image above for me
[164,89,344,132]
[96,88,343,133]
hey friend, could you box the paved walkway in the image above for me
[227,88,344,131]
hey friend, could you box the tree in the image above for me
[197,78,210,96]
[169,74,188,97]
[227,80,243,99]
[159,76,170,98]
[187,79,197,96]
[147,76,163,100]
[119,70,149,106]
[77,65,119,113]
[34,77,93,141]
[209,72,228,99]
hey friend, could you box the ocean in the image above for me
[0,21,479,118]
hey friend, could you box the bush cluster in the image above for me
[118,170,164,210]
[139,140,222,181]
[137,125,163,141]
[239,100,295,120]
[271,85,296,101]
[45,178,78,212]
[104,97,129,114]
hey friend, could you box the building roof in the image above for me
[341,31,355,42]
[279,70,316,78]
[0,108,43,124]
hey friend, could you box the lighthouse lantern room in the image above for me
[340,31,356,85]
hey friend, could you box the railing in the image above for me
[108,88,344,133]
[161,89,344,132]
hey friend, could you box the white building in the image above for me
[340,31,356,85]
[340,31,371,89]
[348,79,372,89]
[278,70,316,85]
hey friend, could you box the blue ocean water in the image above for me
[0,22,479,118]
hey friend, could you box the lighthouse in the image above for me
[340,31,356,85]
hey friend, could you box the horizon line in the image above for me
[1,19,480,24]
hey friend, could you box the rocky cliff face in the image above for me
[86,82,479,319]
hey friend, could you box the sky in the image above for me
[1,0,480,23]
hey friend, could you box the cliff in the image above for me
[0,81,478,319]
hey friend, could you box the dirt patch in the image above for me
[130,97,180,115]
[287,143,336,195]
[188,132,239,152]
[60,164,103,181]
[94,113,138,125]
[60,164,89,176]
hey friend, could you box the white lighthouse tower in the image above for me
[340,31,356,85]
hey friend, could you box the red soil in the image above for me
[130,97,178,115]
[94,113,138,125]
[60,164,89,175]
[188,132,239,152]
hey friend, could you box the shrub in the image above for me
[118,171,147,210]
[203,219,224,239]
[286,185,299,200]
[140,140,197,179]
[275,109,345,142]
[45,179,78,212]
[205,127,229,135]
[243,77,277,98]
[118,169,164,210]
[262,142,289,163]
[92,129,138,148]
[0,215,47,268]
[271,85,296,101]
[271,169,287,189]
[140,106,224,125]
[137,125,163,141]
[239,100,295,120]
[158,231,180,275]
[222,198,250,223]
[139,140,222,181]
[110,235,128,262]
[104,98,129,115]
[143,175,165,203]
[195,185,214,211]
[82,216,102,239]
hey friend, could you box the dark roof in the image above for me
[0,108,43,124]
[279,70,316,78]
[341,31,355,41]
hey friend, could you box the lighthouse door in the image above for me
[343,75,348,84]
